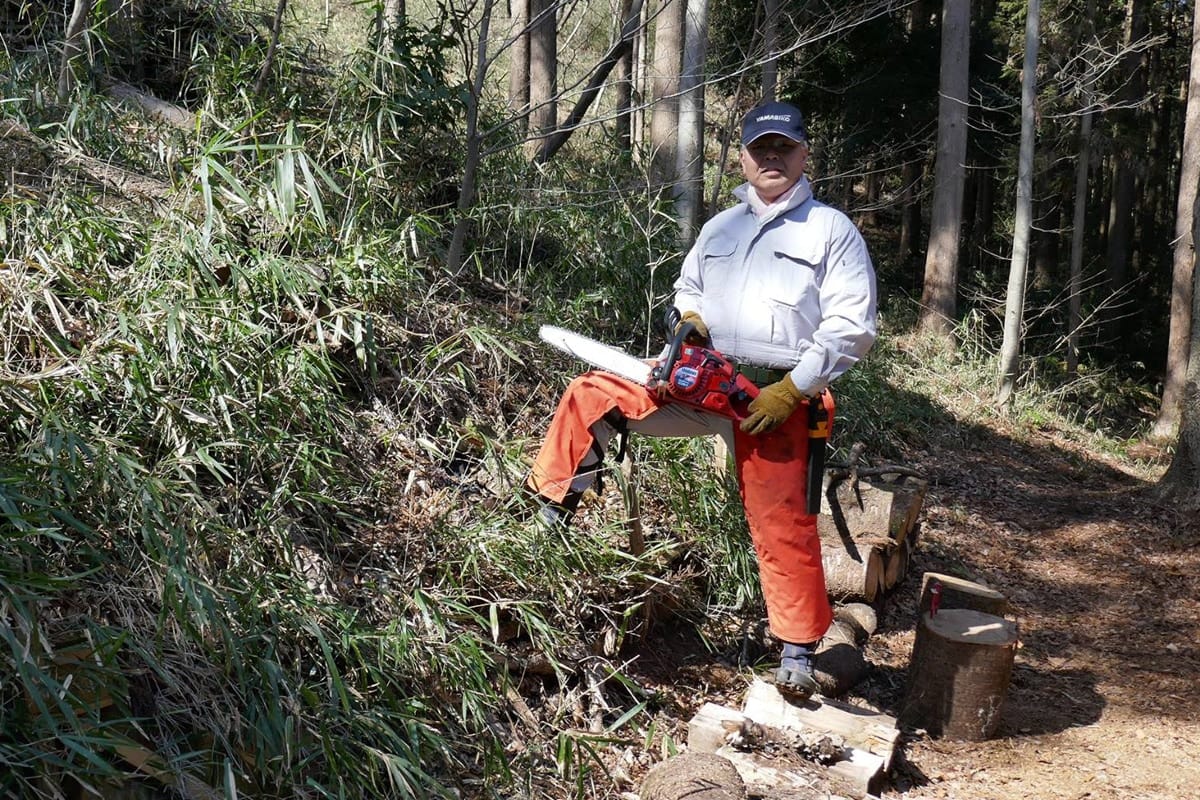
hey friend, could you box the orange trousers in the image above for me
[528,371,832,644]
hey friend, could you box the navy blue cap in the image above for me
[741,102,808,146]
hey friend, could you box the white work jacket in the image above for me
[672,177,877,396]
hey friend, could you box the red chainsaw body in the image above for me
[656,344,759,420]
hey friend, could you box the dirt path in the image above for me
[866,422,1200,800]
[626,419,1200,799]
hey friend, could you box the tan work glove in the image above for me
[739,374,805,436]
[674,310,710,344]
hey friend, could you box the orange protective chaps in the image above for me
[528,371,832,644]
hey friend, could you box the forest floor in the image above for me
[615,409,1200,800]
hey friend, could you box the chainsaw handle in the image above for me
[652,319,696,384]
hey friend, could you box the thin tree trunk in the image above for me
[58,0,93,100]
[615,0,635,149]
[254,0,289,96]
[917,0,971,341]
[527,0,558,151]
[508,0,531,133]
[674,0,708,244]
[1067,106,1094,377]
[1103,0,1148,345]
[448,0,496,276]
[996,0,1040,408]
[1153,1,1200,439]
[649,0,684,187]
[761,0,780,102]
[535,0,647,163]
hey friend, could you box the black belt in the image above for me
[737,363,790,387]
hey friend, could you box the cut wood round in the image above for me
[833,603,878,643]
[918,572,1008,617]
[813,639,867,698]
[822,543,884,603]
[900,608,1018,741]
[883,539,910,590]
[640,752,746,800]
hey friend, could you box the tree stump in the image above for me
[640,752,746,800]
[900,608,1018,740]
[918,572,1009,617]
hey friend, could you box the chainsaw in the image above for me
[538,309,834,514]
[540,313,758,421]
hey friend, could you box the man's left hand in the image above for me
[740,374,805,436]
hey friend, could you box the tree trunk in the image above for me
[615,0,635,149]
[58,0,93,100]
[1067,106,1094,377]
[900,609,1018,741]
[527,0,558,150]
[508,0,530,133]
[1153,2,1200,439]
[996,0,1040,408]
[1102,0,1148,346]
[917,0,971,341]
[760,0,780,101]
[253,0,289,96]
[535,0,647,163]
[447,0,495,276]
[1154,131,1200,506]
[649,0,684,187]
[673,0,708,244]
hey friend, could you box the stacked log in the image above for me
[818,467,927,603]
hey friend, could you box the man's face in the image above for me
[739,134,809,203]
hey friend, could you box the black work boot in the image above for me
[774,641,819,700]
[535,489,583,528]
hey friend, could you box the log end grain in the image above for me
[640,752,746,800]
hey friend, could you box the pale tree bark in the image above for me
[527,0,558,150]
[761,0,781,102]
[674,0,708,245]
[58,0,93,100]
[382,0,405,40]
[649,0,684,187]
[1152,1,1200,439]
[508,0,530,132]
[917,0,971,340]
[996,0,1040,408]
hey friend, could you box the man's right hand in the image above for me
[675,310,710,344]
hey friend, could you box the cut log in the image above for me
[640,751,746,800]
[883,539,910,590]
[900,609,1018,741]
[918,572,1009,617]
[833,603,878,644]
[813,637,867,698]
[822,541,884,603]
[819,472,927,545]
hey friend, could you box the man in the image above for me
[526,101,877,699]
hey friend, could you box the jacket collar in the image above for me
[733,176,813,224]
